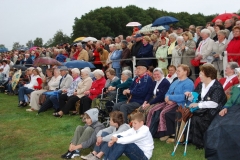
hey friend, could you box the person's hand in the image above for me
[111,136,118,142]
[219,108,227,117]
[108,140,115,147]
[142,103,150,109]
[181,45,185,50]
[167,100,174,105]
[213,53,220,58]
[165,96,169,103]
[62,89,67,93]
[96,136,102,146]
[189,103,198,108]
[184,92,191,97]
[84,91,90,95]
[123,89,130,95]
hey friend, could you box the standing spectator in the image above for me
[131,34,143,57]
[106,44,114,68]
[97,42,109,71]
[226,26,240,65]
[126,36,133,50]
[137,36,153,67]
[171,36,185,68]
[120,40,131,71]
[156,37,169,75]
[224,19,233,37]
[85,44,93,62]
[213,25,225,41]
[104,37,112,52]
[167,33,178,68]
[56,49,66,63]
[77,43,89,61]
[24,53,33,67]
[92,42,102,69]
[111,44,122,78]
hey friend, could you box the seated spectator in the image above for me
[137,36,153,67]
[219,68,240,117]
[0,68,6,85]
[146,64,194,142]
[26,68,59,111]
[107,112,154,160]
[112,61,153,123]
[18,69,43,107]
[52,68,81,117]
[61,108,105,159]
[78,69,106,117]
[40,66,73,112]
[4,71,14,94]
[156,37,169,76]
[54,68,92,117]
[226,26,240,65]
[138,68,170,118]
[24,53,33,67]
[186,64,227,149]
[166,65,177,83]
[81,111,130,160]
[212,30,228,78]
[219,62,239,97]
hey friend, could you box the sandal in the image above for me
[70,112,78,116]
[53,112,63,118]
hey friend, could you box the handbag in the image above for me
[190,58,200,67]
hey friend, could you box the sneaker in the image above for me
[26,108,34,112]
[65,150,80,159]
[61,150,71,158]
[89,156,100,160]
[81,153,94,159]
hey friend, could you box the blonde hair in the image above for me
[142,36,151,42]
[150,34,158,41]
[182,31,193,40]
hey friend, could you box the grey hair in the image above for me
[106,37,112,42]
[217,30,227,37]
[201,29,211,36]
[77,42,82,47]
[176,36,185,43]
[93,69,104,77]
[122,70,132,78]
[228,62,239,70]
[153,67,164,76]
[71,68,80,75]
[54,68,60,74]
[81,68,90,76]
[109,44,115,48]
[169,33,178,39]
[96,40,103,46]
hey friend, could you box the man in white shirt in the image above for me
[2,60,10,81]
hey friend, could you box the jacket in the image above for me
[59,74,73,90]
[76,77,93,98]
[99,49,109,66]
[224,84,240,108]
[111,78,133,102]
[219,76,239,91]
[226,36,240,65]
[156,45,168,69]
[77,49,89,61]
[110,50,122,68]
[56,53,66,63]
[89,77,106,100]
[195,38,214,63]
[120,47,131,67]
[131,41,143,57]
[137,43,153,66]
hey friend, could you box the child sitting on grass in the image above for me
[81,111,130,160]
[107,112,154,160]
[61,108,105,159]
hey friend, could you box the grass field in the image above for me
[0,93,205,160]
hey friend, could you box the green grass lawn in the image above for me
[0,93,205,160]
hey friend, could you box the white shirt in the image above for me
[223,74,237,89]
[199,37,211,54]
[153,77,164,95]
[3,64,10,80]
[166,73,177,84]
[48,75,62,90]
[24,75,41,90]
[198,79,218,108]
[113,125,154,159]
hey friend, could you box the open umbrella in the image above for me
[152,16,179,26]
[63,60,95,69]
[139,24,165,34]
[205,105,240,160]
[33,57,62,67]
[126,22,141,27]
[11,70,22,90]
[73,37,86,42]
[212,13,240,22]
[82,37,98,42]
[12,65,28,71]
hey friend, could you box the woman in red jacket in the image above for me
[227,26,240,65]
[79,69,106,116]
[92,43,103,69]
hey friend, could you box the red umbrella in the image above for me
[33,57,62,67]
[212,13,240,22]
[29,47,38,52]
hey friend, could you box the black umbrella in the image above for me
[12,65,28,71]
[204,105,240,160]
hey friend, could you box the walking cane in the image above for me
[183,118,191,156]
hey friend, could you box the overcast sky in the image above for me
[0,0,239,49]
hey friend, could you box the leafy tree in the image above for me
[33,37,43,47]
[51,30,71,46]
[12,42,24,50]
[26,40,33,48]
[0,44,6,48]
[43,38,53,48]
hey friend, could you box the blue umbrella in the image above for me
[64,60,95,69]
[152,16,179,26]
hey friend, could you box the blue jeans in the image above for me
[114,68,121,78]
[107,142,148,160]
[94,132,111,158]
[7,83,13,93]
[49,95,59,110]
[18,87,34,102]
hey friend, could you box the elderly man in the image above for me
[126,36,133,50]
[96,41,109,70]
[40,66,73,112]
[131,34,143,57]
[215,19,223,25]
[104,37,112,52]
[24,53,33,67]
[120,40,132,71]
[77,43,89,61]
[112,61,153,123]
[176,26,183,36]
[153,29,161,38]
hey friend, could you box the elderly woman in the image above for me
[186,65,227,149]
[18,69,43,107]
[167,33,178,67]
[120,40,131,71]
[182,31,196,80]
[78,69,106,117]
[156,37,169,75]
[110,44,122,78]
[139,68,170,118]
[171,36,185,67]
[137,36,153,66]
[54,68,93,117]
[227,26,240,66]
[106,44,114,68]
[146,64,194,141]
[213,25,225,41]
[194,29,215,78]
[26,68,60,111]
[150,34,160,57]
[212,30,228,78]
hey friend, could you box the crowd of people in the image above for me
[0,17,240,160]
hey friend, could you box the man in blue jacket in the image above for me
[112,60,153,123]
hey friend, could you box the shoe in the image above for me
[166,138,175,144]
[26,108,34,112]
[61,150,71,158]
[70,112,78,116]
[65,150,80,159]
[81,152,94,159]
[53,112,63,118]
[89,156,100,160]
[160,136,169,141]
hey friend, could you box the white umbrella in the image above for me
[139,24,165,34]
[126,22,141,27]
[82,37,98,42]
